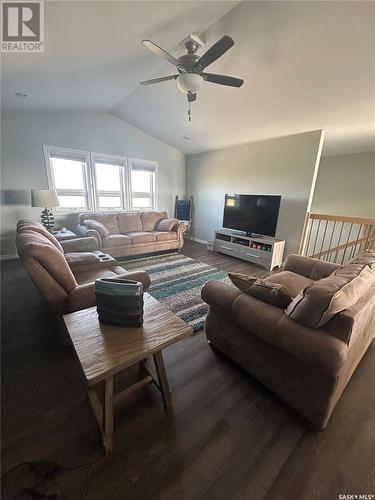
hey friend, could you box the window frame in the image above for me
[43,145,92,212]
[43,145,158,213]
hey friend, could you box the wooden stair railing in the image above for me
[298,213,375,264]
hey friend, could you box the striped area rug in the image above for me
[118,252,230,332]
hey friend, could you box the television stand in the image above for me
[214,229,285,271]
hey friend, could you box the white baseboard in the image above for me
[188,237,208,245]
[0,253,19,261]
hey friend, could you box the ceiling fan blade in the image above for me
[194,35,234,71]
[187,93,197,102]
[140,75,179,86]
[203,73,244,87]
[141,40,182,68]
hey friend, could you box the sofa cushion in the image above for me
[265,271,314,298]
[155,218,178,232]
[117,213,142,233]
[286,263,375,328]
[65,252,100,268]
[82,219,110,238]
[141,211,168,231]
[81,212,119,234]
[229,273,292,309]
[154,231,178,242]
[102,234,132,248]
[127,232,156,244]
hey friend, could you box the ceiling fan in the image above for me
[140,35,244,109]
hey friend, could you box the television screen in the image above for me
[223,194,281,236]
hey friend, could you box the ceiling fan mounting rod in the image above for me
[184,39,199,54]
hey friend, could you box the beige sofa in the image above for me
[76,211,185,258]
[202,252,375,430]
[16,219,150,342]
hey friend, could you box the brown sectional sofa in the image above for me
[202,253,375,430]
[16,220,150,341]
[76,211,185,258]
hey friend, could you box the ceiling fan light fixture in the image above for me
[176,73,203,94]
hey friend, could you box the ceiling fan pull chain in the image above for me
[188,101,192,122]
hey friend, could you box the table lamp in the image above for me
[31,189,60,231]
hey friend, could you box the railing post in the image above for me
[298,212,310,256]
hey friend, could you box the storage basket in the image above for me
[95,278,144,327]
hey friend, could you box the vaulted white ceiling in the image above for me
[2,1,375,155]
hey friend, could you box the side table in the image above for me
[53,229,78,241]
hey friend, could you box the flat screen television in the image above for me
[223,194,281,237]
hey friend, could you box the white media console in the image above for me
[214,229,285,271]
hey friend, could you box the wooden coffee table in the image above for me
[63,293,193,453]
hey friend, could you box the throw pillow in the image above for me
[82,219,110,238]
[141,211,168,231]
[285,263,375,328]
[228,273,293,308]
[156,218,178,232]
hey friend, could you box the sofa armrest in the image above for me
[76,224,102,247]
[172,221,185,233]
[62,270,151,314]
[283,254,341,280]
[117,270,151,291]
[61,237,98,253]
[201,280,241,316]
[173,222,187,247]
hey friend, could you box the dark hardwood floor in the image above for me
[1,240,374,499]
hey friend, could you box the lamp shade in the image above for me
[31,189,60,208]
[176,74,204,94]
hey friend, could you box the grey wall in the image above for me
[312,151,375,217]
[185,130,324,255]
[1,110,185,256]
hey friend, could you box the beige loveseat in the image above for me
[76,211,185,258]
[202,253,375,430]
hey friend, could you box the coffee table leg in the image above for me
[104,377,114,453]
[153,351,172,411]
[139,358,147,374]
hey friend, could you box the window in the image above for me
[44,146,157,212]
[45,148,90,209]
[93,155,125,210]
[129,158,157,211]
